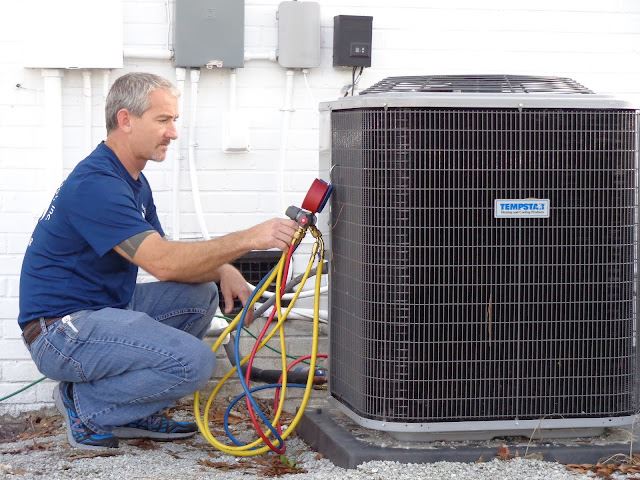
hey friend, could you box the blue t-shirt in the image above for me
[18,142,164,326]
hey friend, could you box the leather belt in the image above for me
[22,317,62,346]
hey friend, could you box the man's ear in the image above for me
[116,108,133,133]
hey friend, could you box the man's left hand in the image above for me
[217,264,254,324]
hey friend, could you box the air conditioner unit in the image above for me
[320,75,639,440]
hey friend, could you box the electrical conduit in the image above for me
[278,70,295,214]
[186,68,210,240]
[172,67,186,240]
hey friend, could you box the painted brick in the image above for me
[123,23,168,46]
[179,213,274,235]
[0,171,46,191]
[194,152,259,171]
[181,172,279,192]
[7,233,31,254]
[0,127,44,149]
[124,2,169,23]
[0,105,42,127]
[284,173,318,192]
[0,83,40,108]
[2,319,22,339]
[245,5,278,27]
[4,0,640,408]
[0,338,29,360]
[198,193,261,213]
[1,214,38,234]
[0,256,23,276]
[34,381,56,404]
[2,361,41,381]
[0,382,38,404]
[6,277,19,297]
[2,192,43,213]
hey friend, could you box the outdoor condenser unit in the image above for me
[320,75,639,440]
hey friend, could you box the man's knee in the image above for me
[188,282,218,339]
[193,282,219,312]
[184,341,216,393]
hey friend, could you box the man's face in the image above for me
[129,88,178,162]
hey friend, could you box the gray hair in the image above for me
[105,72,179,133]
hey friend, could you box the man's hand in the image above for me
[218,264,254,324]
[246,218,298,251]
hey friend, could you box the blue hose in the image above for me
[233,266,285,449]
[223,383,306,446]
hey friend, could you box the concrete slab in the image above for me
[297,400,638,469]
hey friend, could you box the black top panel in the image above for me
[359,75,593,95]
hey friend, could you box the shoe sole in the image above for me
[53,384,117,450]
[112,427,196,440]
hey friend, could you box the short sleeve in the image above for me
[66,173,155,257]
[145,201,165,237]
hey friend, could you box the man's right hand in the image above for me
[246,218,298,251]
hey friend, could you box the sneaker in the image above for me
[113,413,198,440]
[53,383,119,450]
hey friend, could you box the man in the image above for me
[18,72,297,450]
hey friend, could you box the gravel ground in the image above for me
[0,432,596,480]
[2,406,639,480]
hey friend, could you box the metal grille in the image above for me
[329,107,638,423]
[359,75,593,95]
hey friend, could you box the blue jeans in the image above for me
[25,281,218,434]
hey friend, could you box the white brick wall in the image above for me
[2,0,640,412]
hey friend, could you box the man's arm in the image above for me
[113,218,297,283]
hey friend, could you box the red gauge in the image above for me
[301,178,332,214]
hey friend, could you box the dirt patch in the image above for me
[0,411,62,444]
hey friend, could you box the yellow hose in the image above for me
[193,229,324,456]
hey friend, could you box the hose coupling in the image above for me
[285,205,317,228]
[309,225,322,239]
[292,226,306,242]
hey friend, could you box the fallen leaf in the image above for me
[566,463,593,474]
[126,438,159,450]
[253,455,306,477]
[622,465,640,473]
[66,450,121,461]
[198,459,249,471]
[496,444,511,461]
[594,464,615,477]
[0,440,54,455]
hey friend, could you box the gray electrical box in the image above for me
[174,0,244,68]
[277,1,320,68]
[333,15,372,67]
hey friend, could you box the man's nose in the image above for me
[167,120,178,140]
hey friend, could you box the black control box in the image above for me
[333,15,373,67]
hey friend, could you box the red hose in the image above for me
[243,244,296,453]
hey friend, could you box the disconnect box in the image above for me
[174,0,244,68]
[333,15,373,67]
[277,1,321,68]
